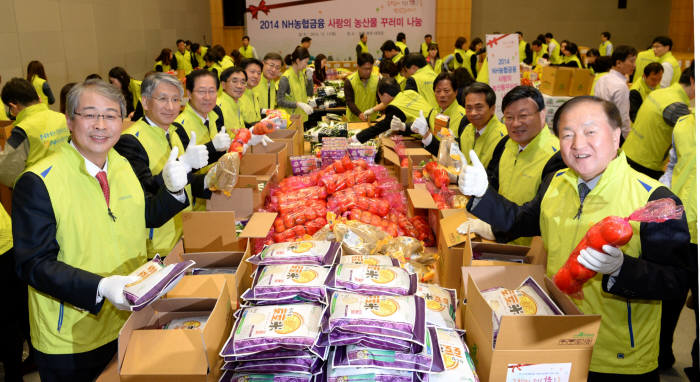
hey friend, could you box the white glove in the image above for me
[212,126,232,152]
[308,98,317,108]
[362,108,374,118]
[297,102,313,115]
[410,110,429,136]
[349,135,360,144]
[458,150,488,197]
[249,133,273,147]
[390,116,406,132]
[162,147,188,193]
[97,275,140,310]
[179,131,208,172]
[577,245,624,276]
[456,218,495,240]
[305,67,314,79]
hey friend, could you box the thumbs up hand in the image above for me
[410,110,429,136]
[162,147,188,193]
[458,150,489,197]
[212,125,232,151]
[179,131,209,172]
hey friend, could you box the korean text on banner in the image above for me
[486,34,521,118]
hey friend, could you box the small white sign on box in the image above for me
[505,362,572,382]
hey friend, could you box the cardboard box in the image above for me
[569,68,594,96]
[117,277,233,382]
[181,211,241,253]
[540,66,573,96]
[289,115,304,156]
[380,136,424,150]
[462,265,601,382]
[269,127,302,156]
[436,209,477,290]
[250,141,288,181]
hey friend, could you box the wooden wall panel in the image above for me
[436,0,472,57]
[209,0,246,54]
[668,0,694,53]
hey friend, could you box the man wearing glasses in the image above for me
[254,53,283,112]
[12,79,190,380]
[115,72,211,258]
[457,86,564,246]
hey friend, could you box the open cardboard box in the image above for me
[250,140,288,181]
[289,115,304,155]
[206,153,277,219]
[381,136,425,150]
[267,129,302,177]
[117,276,233,382]
[462,265,601,382]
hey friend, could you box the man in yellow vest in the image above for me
[174,39,193,75]
[239,58,264,126]
[544,32,562,64]
[239,35,258,59]
[381,40,404,64]
[345,53,379,122]
[115,73,211,258]
[599,32,613,56]
[12,79,191,380]
[396,32,409,56]
[0,78,70,187]
[622,65,694,179]
[255,53,282,111]
[530,39,547,68]
[192,43,208,70]
[460,96,693,380]
[516,31,531,63]
[356,33,369,59]
[403,53,439,109]
[652,36,681,88]
[352,77,434,143]
[421,34,432,58]
[416,72,467,157]
[217,67,248,133]
[633,46,660,85]
[630,62,663,122]
[457,86,564,246]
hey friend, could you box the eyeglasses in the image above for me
[152,96,181,104]
[193,89,217,96]
[503,112,536,124]
[74,112,121,122]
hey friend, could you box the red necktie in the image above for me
[95,171,110,207]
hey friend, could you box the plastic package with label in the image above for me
[161,315,209,330]
[247,241,341,266]
[241,264,331,305]
[327,264,417,296]
[219,371,313,382]
[207,151,241,195]
[430,327,479,381]
[415,283,457,329]
[123,255,195,311]
[338,254,399,267]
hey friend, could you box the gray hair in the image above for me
[65,79,126,119]
[141,72,184,99]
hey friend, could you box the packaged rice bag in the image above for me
[161,315,209,330]
[219,371,313,382]
[338,254,399,267]
[327,264,417,296]
[332,324,438,373]
[415,283,457,329]
[223,354,325,375]
[123,255,194,311]
[430,327,479,381]
[324,291,426,351]
[241,264,330,305]
[220,303,326,358]
[224,348,327,363]
[480,276,563,346]
[322,355,424,382]
[247,241,341,266]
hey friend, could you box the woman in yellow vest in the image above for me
[108,67,141,118]
[312,54,327,86]
[427,43,443,74]
[26,60,55,106]
[277,47,314,124]
[154,48,176,72]
[345,53,379,122]
[560,42,583,68]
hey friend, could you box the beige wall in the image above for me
[0,0,211,111]
[470,0,671,52]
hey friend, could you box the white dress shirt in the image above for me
[594,69,631,137]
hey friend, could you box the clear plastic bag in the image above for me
[437,140,462,184]
[207,152,240,195]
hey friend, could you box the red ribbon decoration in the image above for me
[508,363,534,372]
[246,0,335,19]
[486,34,510,48]
[247,0,271,19]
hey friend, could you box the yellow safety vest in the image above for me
[532,48,547,68]
[239,88,261,125]
[519,40,527,62]
[411,66,439,109]
[429,58,443,74]
[396,41,408,55]
[476,58,489,84]
[345,72,379,122]
[633,49,659,84]
[671,113,696,244]
[0,206,11,256]
[623,83,691,172]
[221,56,235,70]
[437,100,465,138]
[659,51,681,85]
[25,143,147,355]
[392,52,404,64]
[395,74,407,91]
[388,90,435,125]
[452,48,467,71]
[122,119,193,257]
[254,76,278,110]
[175,50,193,75]
[499,126,560,246]
[31,75,49,106]
[542,153,663,374]
[357,41,369,54]
[281,67,310,123]
[589,72,609,95]
[630,77,656,101]
[421,42,429,57]
[460,115,507,169]
[562,55,582,68]
[128,79,142,110]
[195,46,208,69]
[549,39,562,64]
[598,40,612,56]
[239,45,255,59]
[13,103,69,173]
[217,92,245,134]
[153,60,172,72]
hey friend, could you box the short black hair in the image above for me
[469,38,483,51]
[455,37,467,49]
[464,82,496,107]
[85,73,102,80]
[378,59,399,77]
[544,33,553,39]
[552,96,621,136]
[403,53,426,69]
[532,39,543,47]
[242,35,250,40]
[357,52,374,66]
[502,85,544,113]
[424,34,432,39]
[643,62,664,77]
[515,31,523,36]
[301,36,312,43]
[433,72,457,91]
[360,32,366,39]
[263,52,283,62]
[652,36,673,50]
[611,45,637,66]
[176,39,184,45]
[240,58,263,71]
[593,56,614,73]
[586,49,600,58]
[380,40,398,52]
[1,78,39,106]
[221,66,247,83]
[186,69,219,92]
[679,61,694,85]
[602,32,611,39]
[377,77,400,97]
[397,32,406,42]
